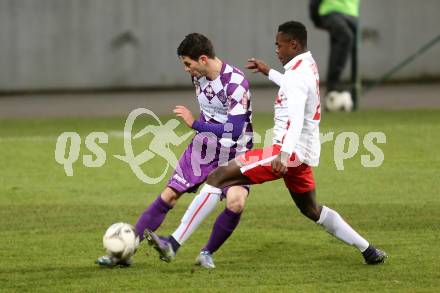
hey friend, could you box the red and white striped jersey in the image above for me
[268,51,321,166]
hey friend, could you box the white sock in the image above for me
[172,184,221,244]
[316,206,369,252]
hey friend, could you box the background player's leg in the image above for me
[289,189,369,252]
[135,187,180,240]
[321,13,354,93]
[347,14,359,108]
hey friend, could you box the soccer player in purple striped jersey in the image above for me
[97,33,253,267]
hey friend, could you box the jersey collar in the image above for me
[220,60,226,75]
[283,51,311,71]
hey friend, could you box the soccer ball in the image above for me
[103,223,140,262]
[325,91,353,112]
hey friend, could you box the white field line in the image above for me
[0,131,129,142]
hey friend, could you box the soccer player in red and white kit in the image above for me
[150,20,387,268]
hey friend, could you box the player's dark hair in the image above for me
[177,33,216,61]
[278,21,307,48]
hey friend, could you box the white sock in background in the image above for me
[172,184,222,244]
[317,206,369,252]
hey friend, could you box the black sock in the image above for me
[362,245,374,258]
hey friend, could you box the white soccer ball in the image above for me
[103,223,140,262]
[325,91,353,112]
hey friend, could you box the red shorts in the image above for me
[236,144,315,194]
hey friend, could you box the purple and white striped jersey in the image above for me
[191,61,253,154]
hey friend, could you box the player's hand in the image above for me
[173,105,195,128]
[271,152,290,175]
[245,58,270,76]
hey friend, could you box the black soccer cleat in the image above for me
[362,245,387,265]
[96,255,132,268]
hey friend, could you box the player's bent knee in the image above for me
[226,187,248,213]
[226,199,246,213]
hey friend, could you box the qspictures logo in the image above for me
[54,108,386,184]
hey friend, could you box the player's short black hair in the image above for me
[177,33,216,61]
[278,21,307,48]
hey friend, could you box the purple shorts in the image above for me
[167,134,249,198]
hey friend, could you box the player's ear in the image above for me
[199,55,208,65]
[290,39,298,50]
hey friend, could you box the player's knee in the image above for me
[226,187,248,213]
[226,196,246,213]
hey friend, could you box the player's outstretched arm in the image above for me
[173,105,246,140]
[246,58,282,86]
[245,58,270,75]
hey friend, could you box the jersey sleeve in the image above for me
[192,114,247,140]
[268,69,283,86]
[280,73,308,155]
[226,75,250,116]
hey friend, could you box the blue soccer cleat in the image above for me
[195,251,216,269]
[145,230,175,263]
[362,245,387,265]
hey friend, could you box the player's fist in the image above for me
[173,105,195,128]
[271,152,290,175]
[245,58,270,76]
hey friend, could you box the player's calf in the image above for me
[297,205,322,222]
[289,190,322,221]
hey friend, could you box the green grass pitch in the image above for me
[1,109,439,292]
